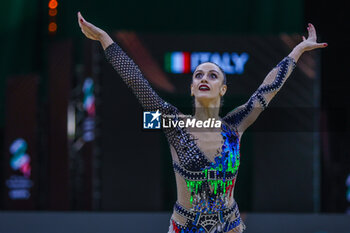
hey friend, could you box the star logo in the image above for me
[143,110,162,129]
[150,110,161,122]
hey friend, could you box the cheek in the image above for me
[211,82,222,92]
[191,80,199,89]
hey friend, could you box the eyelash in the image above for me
[195,73,217,79]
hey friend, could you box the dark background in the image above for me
[0,0,349,214]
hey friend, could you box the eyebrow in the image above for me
[195,70,220,74]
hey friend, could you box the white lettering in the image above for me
[196,120,203,128]
[191,53,200,72]
[210,53,222,68]
[203,118,211,128]
[161,118,222,129]
[199,52,211,64]
[171,120,178,128]
[232,53,249,74]
[186,118,196,127]
[221,53,234,74]
[188,52,249,74]
[162,118,170,128]
[178,121,184,128]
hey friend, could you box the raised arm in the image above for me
[223,23,327,136]
[77,12,175,113]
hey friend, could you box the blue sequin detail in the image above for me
[206,123,240,176]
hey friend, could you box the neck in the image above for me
[193,98,221,121]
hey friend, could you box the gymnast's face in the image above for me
[191,62,227,104]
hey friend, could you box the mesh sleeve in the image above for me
[104,42,173,113]
[223,56,296,133]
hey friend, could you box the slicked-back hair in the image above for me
[193,62,227,85]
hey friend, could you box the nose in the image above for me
[200,74,209,83]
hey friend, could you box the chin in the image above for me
[194,93,218,102]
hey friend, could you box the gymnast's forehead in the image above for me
[194,62,221,73]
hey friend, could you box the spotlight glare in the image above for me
[48,0,58,9]
[48,22,57,32]
[49,8,57,16]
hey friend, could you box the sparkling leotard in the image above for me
[104,42,296,233]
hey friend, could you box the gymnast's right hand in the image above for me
[77,12,114,49]
[77,11,106,41]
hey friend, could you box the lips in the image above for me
[199,84,210,91]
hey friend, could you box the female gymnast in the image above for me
[77,12,327,233]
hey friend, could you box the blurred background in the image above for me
[0,0,349,232]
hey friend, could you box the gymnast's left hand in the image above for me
[298,23,328,52]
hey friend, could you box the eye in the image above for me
[195,73,203,79]
[210,73,217,79]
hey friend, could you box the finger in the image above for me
[78,12,98,33]
[316,42,328,48]
[78,12,88,28]
[79,12,87,23]
[78,12,86,28]
[308,23,317,40]
[309,42,328,50]
[309,23,316,37]
[302,36,306,41]
[79,19,93,32]
[79,16,93,30]
[77,12,82,27]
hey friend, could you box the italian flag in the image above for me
[165,52,191,74]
